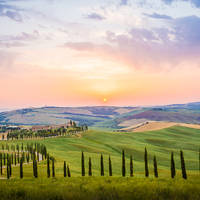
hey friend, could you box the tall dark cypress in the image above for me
[153,155,158,178]
[52,158,55,177]
[34,160,38,178]
[130,155,133,177]
[122,150,126,177]
[144,147,149,177]
[17,152,20,164]
[64,161,67,177]
[81,151,85,176]
[0,153,2,175]
[27,152,30,163]
[15,153,17,166]
[199,148,200,173]
[11,153,13,164]
[3,153,6,165]
[109,156,112,176]
[20,158,23,179]
[171,152,176,178]
[180,150,187,179]
[88,157,92,176]
[100,154,104,176]
[67,165,71,177]
[9,157,12,177]
[47,155,50,178]
[33,159,35,177]
[7,157,10,179]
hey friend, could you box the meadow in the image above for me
[0,126,200,199]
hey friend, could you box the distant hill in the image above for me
[0,102,200,129]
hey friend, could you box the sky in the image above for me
[0,0,200,109]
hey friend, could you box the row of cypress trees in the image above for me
[0,142,48,179]
[80,149,188,179]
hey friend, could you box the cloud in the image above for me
[0,31,41,48]
[0,2,23,22]
[85,12,105,20]
[120,0,128,6]
[144,12,173,20]
[162,0,200,8]
[63,15,200,71]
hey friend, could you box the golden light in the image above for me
[103,98,107,103]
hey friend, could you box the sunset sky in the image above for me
[1,0,200,109]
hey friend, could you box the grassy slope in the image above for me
[0,126,200,200]
[1,126,200,178]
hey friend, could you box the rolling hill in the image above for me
[0,102,200,130]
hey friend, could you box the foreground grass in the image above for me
[0,176,200,200]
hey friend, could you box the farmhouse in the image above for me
[31,120,76,131]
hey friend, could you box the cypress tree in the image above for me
[64,161,66,177]
[11,153,13,164]
[20,158,23,179]
[37,151,39,162]
[109,155,112,176]
[15,153,17,166]
[180,150,187,179]
[171,152,176,178]
[100,154,104,176]
[153,155,158,178]
[81,151,85,176]
[88,157,92,176]
[122,150,126,177]
[0,153,2,175]
[130,155,133,177]
[3,153,6,165]
[9,157,12,177]
[199,148,200,174]
[7,157,10,179]
[52,158,55,177]
[144,147,149,177]
[21,143,23,152]
[34,160,38,178]
[33,159,35,177]
[17,152,20,164]
[67,165,71,177]
[47,155,50,178]
[27,152,30,163]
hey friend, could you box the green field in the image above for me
[0,126,200,199]
[1,126,200,178]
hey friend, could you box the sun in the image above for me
[103,98,107,103]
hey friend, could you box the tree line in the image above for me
[1,144,199,179]
[6,125,88,140]
[0,142,48,179]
